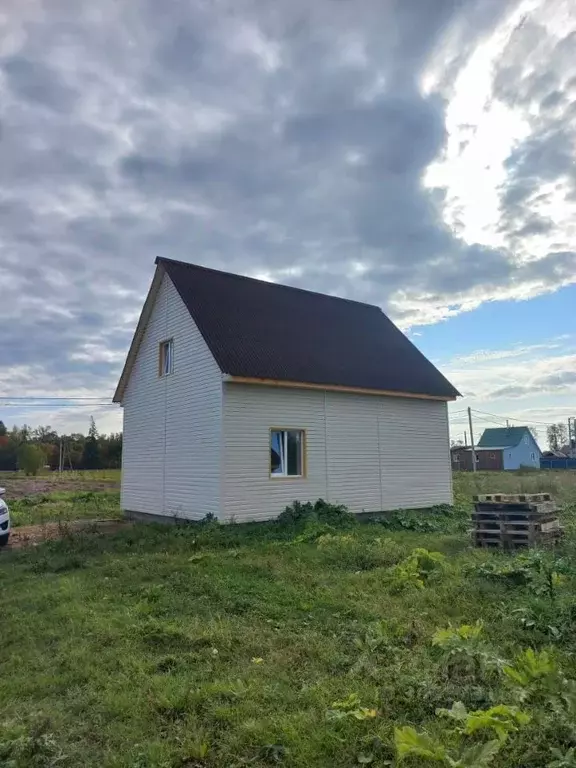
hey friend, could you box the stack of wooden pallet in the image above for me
[471,493,563,549]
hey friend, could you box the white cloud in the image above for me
[1,0,575,430]
[445,335,576,441]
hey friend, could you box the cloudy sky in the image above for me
[1,0,575,444]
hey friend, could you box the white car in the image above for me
[0,488,10,547]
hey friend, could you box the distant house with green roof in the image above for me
[476,426,541,470]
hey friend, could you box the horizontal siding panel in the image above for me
[222,385,452,521]
[325,393,381,513]
[223,384,327,522]
[378,397,452,509]
[121,274,222,520]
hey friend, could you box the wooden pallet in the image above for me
[472,527,563,549]
[471,493,562,549]
[473,493,552,503]
[471,510,558,526]
[473,500,557,516]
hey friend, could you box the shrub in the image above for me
[277,500,314,528]
[432,622,505,682]
[277,499,357,529]
[17,443,45,476]
[395,702,531,766]
[388,548,448,591]
[473,551,569,603]
[378,504,468,534]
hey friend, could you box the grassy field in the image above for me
[8,490,121,527]
[0,469,121,527]
[1,471,576,767]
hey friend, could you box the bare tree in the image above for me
[547,423,568,452]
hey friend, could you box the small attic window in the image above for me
[159,339,174,376]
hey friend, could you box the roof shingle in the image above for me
[158,257,459,399]
[477,427,532,449]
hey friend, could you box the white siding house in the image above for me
[114,257,459,522]
[120,273,222,519]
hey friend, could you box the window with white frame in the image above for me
[531,452,535,461]
[270,429,305,477]
[159,339,174,376]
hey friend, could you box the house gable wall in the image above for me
[121,272,223,519]
[504,431,542,470]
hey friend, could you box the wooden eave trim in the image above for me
[224,375,457,402]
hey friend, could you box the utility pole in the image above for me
[58,439,64,473]
[468,407,477,472]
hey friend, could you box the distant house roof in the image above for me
[477,426,535,449]
[114,258,460,402]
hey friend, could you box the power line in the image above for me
[472,415,508,427]
[472,408,562,428]
[0,396,112,401]
[0,403,116,408]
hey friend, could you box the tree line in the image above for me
[0,417,122,475]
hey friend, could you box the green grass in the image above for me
[453,469,576,503]
[8,490,121,527]
[1,471,576,767]
[0,469,121,483]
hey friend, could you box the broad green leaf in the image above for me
[457,740,501,767]
[330,693,361,711]
[351,708,378,720]
[464,705,531,743]
[394,726,447,762]
[437,701,468,722]
[432,627,454,647]
[504,648,557,688]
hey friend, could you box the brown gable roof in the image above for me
[136,257,458,400]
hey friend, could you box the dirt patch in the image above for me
[3,519,131,550]
[0,476,120,499]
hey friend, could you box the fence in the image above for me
[540,457,576,470]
